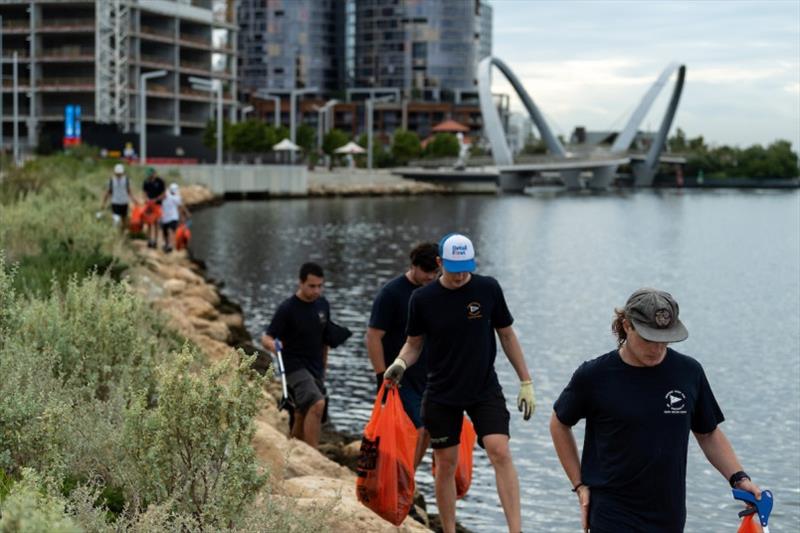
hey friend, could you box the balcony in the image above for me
[179,59,211,74]
[139,54,174,69]
[138,26,175,44]
[1,20,30,34]
[39,46,94,62]
[38,19,94,33]
[38,77,95,91]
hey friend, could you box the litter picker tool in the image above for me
[271,339,291,410]
[732,488,773,533]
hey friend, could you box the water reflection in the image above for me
[190,191,800,532]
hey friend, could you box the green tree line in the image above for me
[668,128,798,179]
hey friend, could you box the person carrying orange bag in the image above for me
[432,416,477,499]
[356,383,417,526]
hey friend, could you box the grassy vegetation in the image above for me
[0,152,333,532]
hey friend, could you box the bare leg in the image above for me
[302,398,325,448]
[483,434,521,533]
[291,411,305,441]
[413,428,430,470]
[433,445,459,533]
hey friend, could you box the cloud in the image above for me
[689,66,791,84]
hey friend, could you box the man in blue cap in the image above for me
[385,233,536,533]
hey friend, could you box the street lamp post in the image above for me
[12,51,18,166]
[139,69,167,165]
[366,94,394,170]
[316,98,338,158]
[190,76,223,166]
[254,91,281,128]
[289,87,318,163]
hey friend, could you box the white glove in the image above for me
[517,380,536,421]
[383,357,407,385]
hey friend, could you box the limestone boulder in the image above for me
[182,283,221,306]
[189,316,230,343]
[180,295,219,320]
[163,278,187,295]
[219,312,244,330]
[282,476,429,532]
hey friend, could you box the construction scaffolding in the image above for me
[95,0,130,129]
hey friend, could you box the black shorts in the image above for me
[111,203,128,218]
[286,368,326,414]
[161,220,178,232]
[422,391,510,449]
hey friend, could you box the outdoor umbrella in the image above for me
[334,141,367,154]
[272,138,301,151]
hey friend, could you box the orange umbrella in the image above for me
[431,119,469,133]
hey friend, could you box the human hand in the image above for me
[736,477,762,500]
[383,358,406,386]
[517,380,536,420]
[576,485,590,532]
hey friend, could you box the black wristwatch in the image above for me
[729,470,751,488]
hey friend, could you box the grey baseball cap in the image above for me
[624,288,688,343]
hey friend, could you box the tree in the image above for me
[229,120,270,154]
[391,129,421,165]
[424,133,460,158]
[203,119,232,151]
[668,128,687,153]
[295,124,316,154]
[322,129,349,156]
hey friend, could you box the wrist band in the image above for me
[729,471,750,488]
[571,482,585,492]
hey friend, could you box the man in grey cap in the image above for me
[550,288,762,533]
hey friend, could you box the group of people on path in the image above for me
[101,163,190,252]
[261,233,762,533]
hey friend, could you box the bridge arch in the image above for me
[478,56,566,166]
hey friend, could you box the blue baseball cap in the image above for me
[439,233,476,273]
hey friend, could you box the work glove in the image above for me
[383,357,407,386]
[517,380,536,421]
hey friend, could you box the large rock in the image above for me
[189,316,230,343]
[282,476,430,532]
[180,295,219,320]
[182,283,221,306]
[163,278,187,295]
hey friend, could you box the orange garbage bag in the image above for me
[141,200,162,226]
[355,384,417,526]
[175,223,191,250]
[432,416,477,499]
[737,513,762,533]
[129,205,144,233]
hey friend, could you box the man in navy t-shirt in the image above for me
[366,242,439,468]
[261,262,330,448]
[384,233,536,533]
[550,288,763,533]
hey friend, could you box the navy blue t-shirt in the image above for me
[406,274,513,406]
[554,348,724,533]
[266,295,330,380]
[368,274,428,393]
[143,177,166,202]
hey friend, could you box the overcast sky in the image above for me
[490,0,800,149]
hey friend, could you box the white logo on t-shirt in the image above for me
[664,390,687,414]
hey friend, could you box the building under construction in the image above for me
[0,0,236,157]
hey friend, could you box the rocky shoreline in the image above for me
[123,184,434,532]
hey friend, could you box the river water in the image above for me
[189,189,800,532]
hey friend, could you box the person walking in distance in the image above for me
[261,262,332,448]
[550,288,763,533]
[142,167,166,248]
[384,233,536,533]
[366,242,439,468]
[101,163,138,233]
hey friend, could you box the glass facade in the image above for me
[237,0,344,93]
[354,0,492,94]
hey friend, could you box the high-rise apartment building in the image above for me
[237,0,345,95]
[0,0,236,153]
[354,0,492,96]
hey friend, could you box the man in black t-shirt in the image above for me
[384,233,536,533]
[142,168,166,248]
[550,288,762,533]
[366,242,439,468]
[261,262,331,448]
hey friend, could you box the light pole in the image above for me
[289,87,318,163]
[316,98,338,158]
[241,105,254,121]
[1,15,4,158]
[190,76,223,166]
[139,69,167,165]
[254,91,281,128]
[366,94,394,170]
[12,51,18,166]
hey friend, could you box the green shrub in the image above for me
[0,469,81,533]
